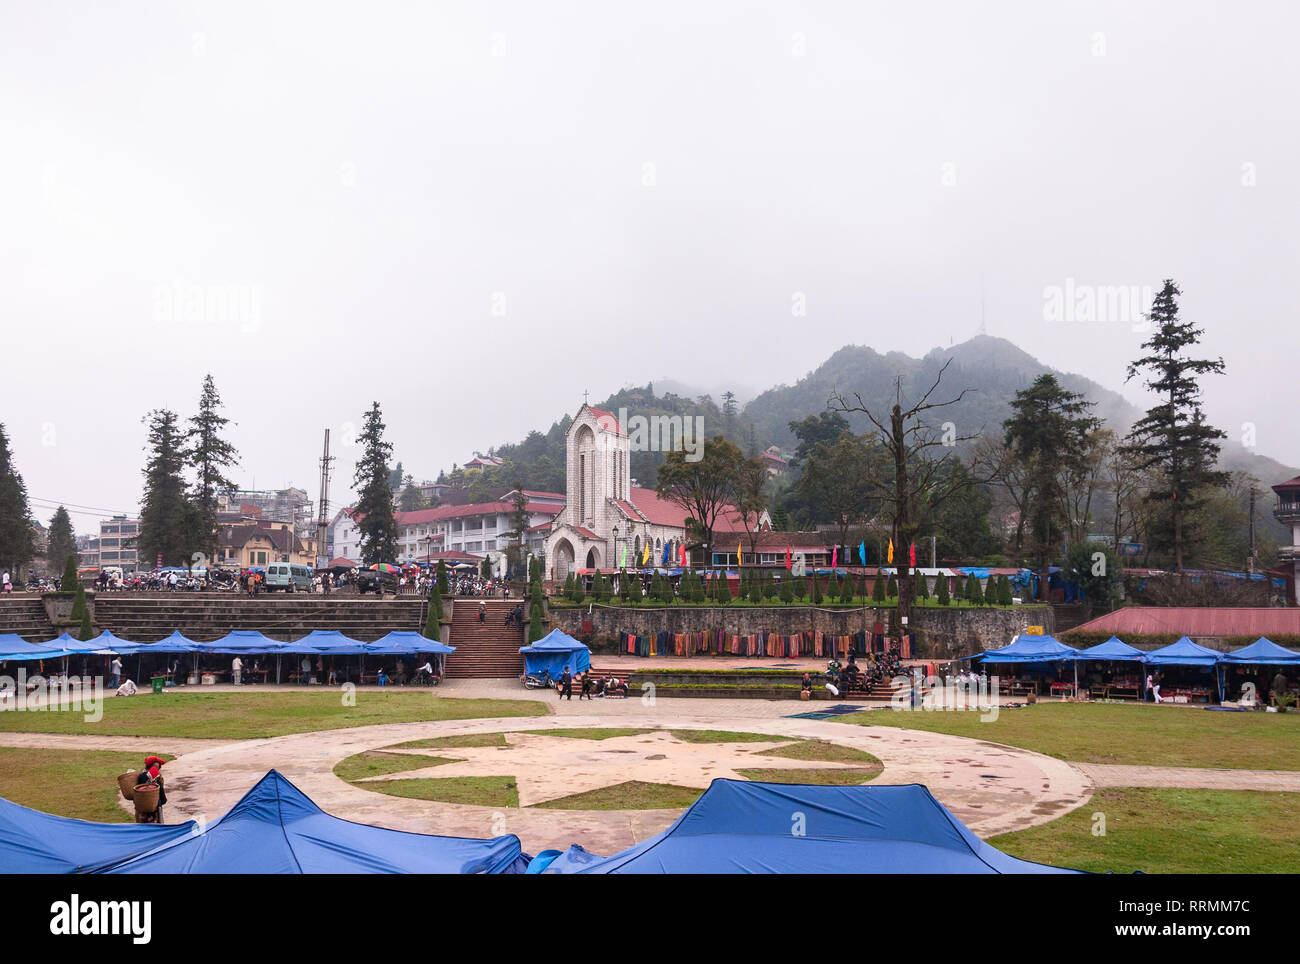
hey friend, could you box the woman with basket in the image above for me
[132,756,169,824]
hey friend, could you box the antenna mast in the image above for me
[316,429,335,569]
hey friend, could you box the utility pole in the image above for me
[316,429,334,570]
[1248,485,1257,575]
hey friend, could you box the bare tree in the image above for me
[829,360,982,630]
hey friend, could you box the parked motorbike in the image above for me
[522,669,554,690]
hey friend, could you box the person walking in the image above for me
[579,670,592,700]
[110,656,122,689]
[300,655,312,685]
[1272,669,1290,708]
[232,655,243,686]
[559,665,573,701]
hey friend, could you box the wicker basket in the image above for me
[117,771,139,801]
[132,782,160,813]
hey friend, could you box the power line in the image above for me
[29,497,133,516]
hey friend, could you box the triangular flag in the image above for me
[832,546,838,569]
[858,541,866,565]
[909,542,916,567]
[737,541,743,569]
[887,539,894,564]
[785,545,791,570]
[642,541,650,566]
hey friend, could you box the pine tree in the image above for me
[0,424,34,576]
[78,605,94,642]
[436,559,448,596]
[872,573,886,603]
[187,375,240,564]
[628,572,643,605]
[999,575,1014,606]
[61,555,79,592]
[780,576,794,604]
[572,574,586,605]
[138,409,192,568]
[352,403,399,566]
[716,571,733,605]
[918,571,931,601]
[1121,280,1229,572]
[886,574,898,599]
[45,506,76,577]
[563,572,575,600]
[968,574,984,606]
[839,573,854,603]
[70,579,88,624]
[810,574,822,605]
[792,574,806,602]
[423,586,442,640]
[936,573,951,606]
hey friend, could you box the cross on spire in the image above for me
[582,389,589,404]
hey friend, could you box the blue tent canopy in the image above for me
[1072,637,1146,662]
[280,630,370,655]
[367,631,455,655]
[136,631,204,654]
[541,781,1080,874]
[976,635,1077,664]
[63,631,142,655]
[519,628,590,676]
[0,795,196,873]
[1222,637,1300,665]
[195,631,285,654]
[99,771,527,874]
[1143,636,1222,666]
[0,634,66,660]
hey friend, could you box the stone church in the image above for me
[544,403,758,580]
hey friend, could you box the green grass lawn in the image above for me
[0,747,172,822]
[519,727,654,740]
[0,692,548,740]
[991,788,1300,873]
[755,740,882,764]
[391,733,508,749]
[333,750,456,782]
[838,702,1300,770]
[735,767,880,785]
[533,781,703,810]
[363,776,519,808]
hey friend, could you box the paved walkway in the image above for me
[9,682,1295,858]
[1075,764,1300,792]
[88,682,1093,855]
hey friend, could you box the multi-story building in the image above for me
[329,492,564,568]
[96,515,141,572]
[220,487,315,539]
[216,519,315,569]
[1272,475,1300,605]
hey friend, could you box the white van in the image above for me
[264,563,314,592]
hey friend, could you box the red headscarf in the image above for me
[143,756,166,780]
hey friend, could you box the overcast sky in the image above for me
[3,1,1296,530]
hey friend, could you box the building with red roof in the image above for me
[543,403,768,579]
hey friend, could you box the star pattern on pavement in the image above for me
[356,730,869,806]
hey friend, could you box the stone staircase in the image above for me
[91,593,424,642]
[0,596,56,642]
[445,598,526,678]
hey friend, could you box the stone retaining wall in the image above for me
[548,604,1051,659]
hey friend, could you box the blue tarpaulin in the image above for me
[194,631,285,654]
[0,633,67,660]
[280,630,370,655]
[1222,637,1300,665]
[98,771,528,874]
[367,631,455,655]
[0,795,196,873]
[540,780,1081,874]
[1143,636,1222,666]
[1071,637,1146,662]
[519,628,590,676]
[136,631,204,654]
[975,635,1077,664]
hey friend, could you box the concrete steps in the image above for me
[0,597,56,642]
[91,595,424,643]
[445,599,525,678]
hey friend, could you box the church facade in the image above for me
[545,404,759,580]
